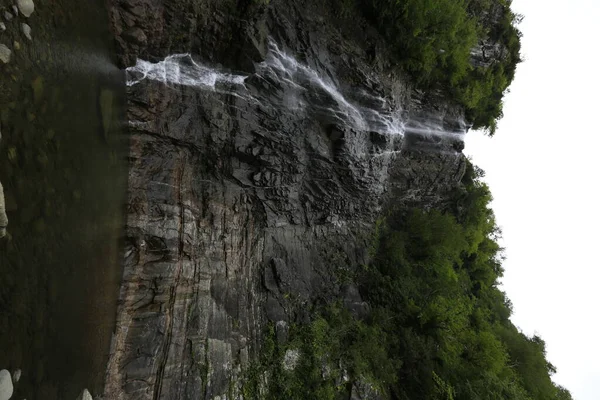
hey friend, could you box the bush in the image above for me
[343,0,522,134]
[244,160,572,400]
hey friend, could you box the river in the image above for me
[0,0,127,398]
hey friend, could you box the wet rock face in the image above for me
[104,1,466,399]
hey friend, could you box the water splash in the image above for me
[403,114,467,141]
[404,124,465,140]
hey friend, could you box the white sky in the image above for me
[464,0,600,399]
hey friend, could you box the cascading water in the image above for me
[126,39,464,150]
[127,54,247,90]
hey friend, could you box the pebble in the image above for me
[13,41,20,50]
[0,369,13,400]
[3,11,12,21]
[21,23,31,41]
[0,43,10,63]
[0,22,5,31]
[17,0,35,18]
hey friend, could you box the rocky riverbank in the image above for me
[0,0,38,238]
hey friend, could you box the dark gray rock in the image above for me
[103,1,467,399]
[122,27,147,45]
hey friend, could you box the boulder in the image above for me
[17,0,35,18]
[0,369,13,400]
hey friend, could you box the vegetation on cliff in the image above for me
[337,0,522,134]
[246,161,571,400]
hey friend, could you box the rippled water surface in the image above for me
[0,0,127,398]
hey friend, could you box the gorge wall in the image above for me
[103,1,467,399]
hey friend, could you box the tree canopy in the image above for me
[340,0,522,134]
[244,160,572,400]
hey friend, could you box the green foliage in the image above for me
[353,159,571,399]
[245,159,571,400]
[243,307,393,399]
[432,371,455,400]
[341,0,522,134]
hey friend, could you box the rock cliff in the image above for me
[103,1,467,399]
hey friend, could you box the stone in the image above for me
[275,320,289,343]
[13,41,19,51]
[17,0,34,18]
[76,388,93,400]
[12,369,21,383]
[21,23,31,41]
[0,369,13,400]
[0,44,8,63]
[0,22,6,31]
[122,27,147,45]
[3,11,12,21]
[282,349,300,371]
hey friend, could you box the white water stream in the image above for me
[126,40,464,144]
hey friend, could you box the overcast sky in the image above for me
[464,0,600,399]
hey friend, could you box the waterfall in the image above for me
[126,40,464,146]
[127,54,247,90]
